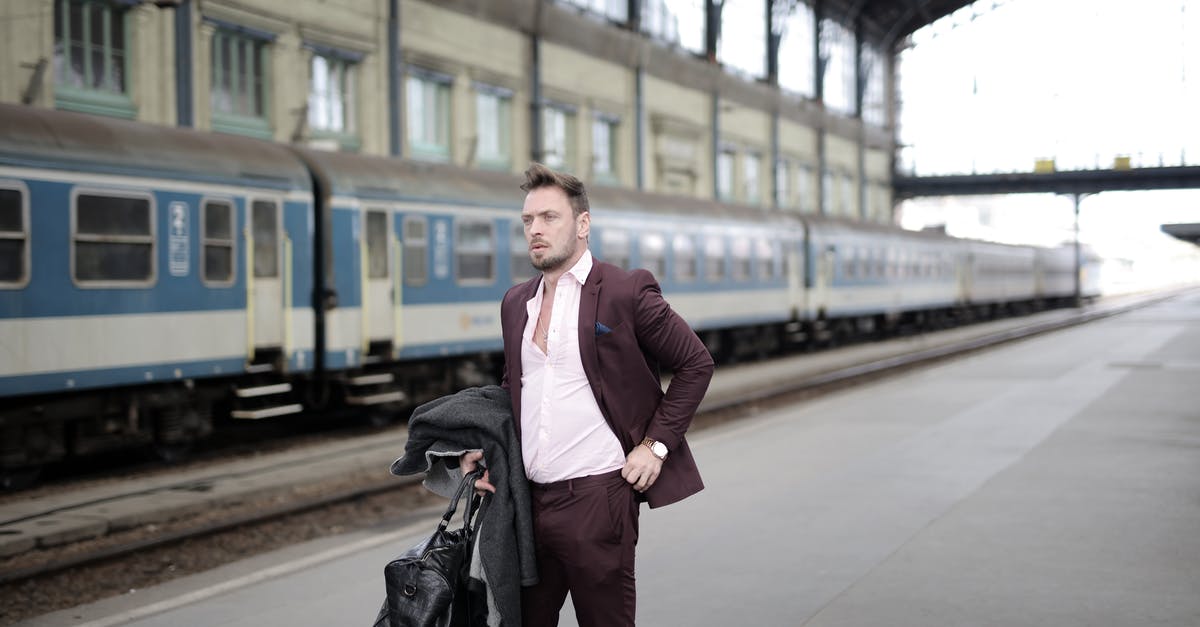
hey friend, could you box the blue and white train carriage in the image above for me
[0,104,320,473]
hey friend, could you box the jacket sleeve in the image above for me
[630,269,714,451]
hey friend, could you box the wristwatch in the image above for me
[641,437,668,460]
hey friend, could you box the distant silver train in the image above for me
[0,104,1100,485]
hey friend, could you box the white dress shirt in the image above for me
[520,249,626,483]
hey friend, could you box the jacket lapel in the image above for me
[578,263,604,409]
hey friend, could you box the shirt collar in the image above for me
[562,248,593,286]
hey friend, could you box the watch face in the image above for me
[651,441,667,457]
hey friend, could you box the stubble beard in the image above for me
[530,237,576,273]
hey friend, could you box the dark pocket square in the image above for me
[595,322,612,336]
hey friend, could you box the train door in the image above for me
[247,198,284,356]
[361,208,393,350]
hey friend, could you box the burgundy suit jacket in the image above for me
[500,259,714,508]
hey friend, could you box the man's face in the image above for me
[521,186,589,273]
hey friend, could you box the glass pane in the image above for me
[77,195,150,236]
[673,235,695,281]
[457,253,493,282]
[204,244,233,282]
[110,8,124,92]
[236,39,249,116]
[0,189,22,232]
[403,217,427,284]
[68,1,86,87]
[252,200,278,278]
[76,241,152,281]
[252,41,264,117]
[0,239,23,282]
[204,201,233,240]
[367,211,388,279]
[456,221,492,252]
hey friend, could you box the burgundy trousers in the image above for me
[521,469,640,627]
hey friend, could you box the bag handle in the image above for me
[437,469,483,533]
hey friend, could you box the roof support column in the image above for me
[388,0,402,156]
[175,0,193,127]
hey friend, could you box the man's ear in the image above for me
[577,211,591,240]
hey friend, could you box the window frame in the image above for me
[510,221,536,284]
[639,232,667,279]
[402,215,429,287]
[53,0,135,119]
[542,102,578,172]
[591,113,619,183]
[365,208,391,280]
[70,187,156,288]
[200,197,237,287]
[307,46,361,150]
[0,181,31,289]
[454,218,496,286]
[600,228,631,270]
[673,233,697,283]
[474,83,514,170]
[407,67,453,161]
[210,25,273,140]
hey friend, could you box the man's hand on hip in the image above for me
[621,446,663,493]
[461,450,496,495]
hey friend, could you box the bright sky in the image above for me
[896,0,1200,291]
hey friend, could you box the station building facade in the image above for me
[0,0,896,223]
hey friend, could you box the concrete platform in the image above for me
[19,289,1200,626]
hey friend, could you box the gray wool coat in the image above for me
[389,385,537,627]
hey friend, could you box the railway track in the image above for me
[0,291,1177,609]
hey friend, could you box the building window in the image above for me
[601,228,630,270]
[639,232,666,279]
[641,0,703,54]
[820,168,833,215]
[403,216,428,286]
[475,84,513,170]
[562,0,629,23]
[778,1,816,97]
[0,186,29,287]
[366,210,389,279]
[775,159,790,209]
[673,234,696,282]
[718,0,767,79]
[308,50,359,149]
[456,220,494,284]
[73,191,154,285]
[796,164,812,213]
[211,28,271,139]
[407,68,452,161]
[510,222,535,283]
[54,0,134,118]
[841,173,855,217]
[543,104,577,172]
[716,148,735,202]
[592,114,618,182]
[742,153,760,205]
[202,199,235,285]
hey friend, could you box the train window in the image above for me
[601,229,630,270]
[843,249,857,279]
[511,222,536,283]
[753,238,773,280]
[704,236,726,281]
[202,200,235,284]
[366,210,389,279]
[639,233,666,279]
[403,216,428,286]
[673,234,696,282]
[251,200,279,278]
[0,186,28,286]
[731,238,751,282]
[456,220,495,284]
[73,191,154,284]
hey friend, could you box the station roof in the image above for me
[823,0,978,45]
[1161,223,1200,248]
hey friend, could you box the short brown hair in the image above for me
[521,162,589,217]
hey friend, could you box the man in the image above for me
[464,162,714,626]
